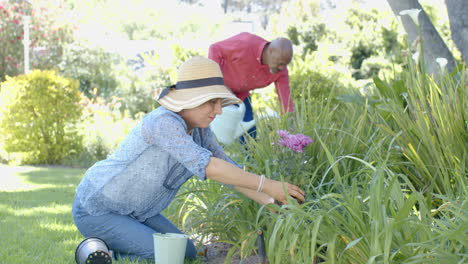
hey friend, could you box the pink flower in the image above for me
[12,19,19,24]
[277,130,290,138]
[276,130,313,153]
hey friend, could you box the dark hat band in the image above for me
[158,77,224,100]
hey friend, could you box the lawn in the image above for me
[0,165,86,264]
[0,165,208,264]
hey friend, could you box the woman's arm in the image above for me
[206,157,305,205]
[233,186,275,205]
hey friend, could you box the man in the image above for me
[208,32,294,143]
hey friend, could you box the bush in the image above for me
[58,42,120,99]
[288,54,348,104]
[61,94,140,168]
[112,44,200,118]
[0,70,82,164]
[112,60,163,117]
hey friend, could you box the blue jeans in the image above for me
[239,96,257,144]
[72,198,197,261]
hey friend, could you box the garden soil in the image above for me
[201,242,262,264]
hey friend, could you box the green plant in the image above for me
[181,48,467,262]
[249,165,467,264]
[371,57,467,195]
[110,44,201,118]
[112,60,162,117]
[288,53,349,106]
[61,93,139,168]
[58,42,120,98]
[287,22,327,57]
[0,70,83,164]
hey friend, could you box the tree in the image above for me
[445,0,468,66]
[0,0,74,81]
[386,0,456,73]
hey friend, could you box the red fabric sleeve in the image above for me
[275,68,295,113]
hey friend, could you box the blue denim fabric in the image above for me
[72,198,197,261]
[239,96,257,144]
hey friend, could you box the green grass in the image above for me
[0,165,85,264]
[0,165,206,264]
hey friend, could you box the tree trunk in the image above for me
[223,0,229,13]
[445,0,468,66]
[386,0,455,74]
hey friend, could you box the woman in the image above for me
[72,56,305,261]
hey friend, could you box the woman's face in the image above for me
[178,98,223,133]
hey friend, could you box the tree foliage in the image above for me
[0,0,75,81]
[58,42,120,98]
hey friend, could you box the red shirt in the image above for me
[208,32,294,113]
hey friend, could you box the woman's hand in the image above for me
[205,157,305,205]
[262,179,305,205]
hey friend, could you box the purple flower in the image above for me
[276,130,313,153]
[276,130,290,138]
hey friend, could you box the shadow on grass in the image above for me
[0,165,88,263]
[16,165,85,186]
[0,186,85,263]
[0,166,203,263]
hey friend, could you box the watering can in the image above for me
[210,102,256,145]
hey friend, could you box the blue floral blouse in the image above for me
[75,106,240,221]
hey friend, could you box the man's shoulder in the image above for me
[214,32,266,44]
[235,32,265,41]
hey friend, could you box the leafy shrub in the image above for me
[287,23,327,58]
[350,41,377,79]
[112,44,201,118]
[0,70,82,164]
[58,42,120,98]
[288,54,348,104]
[61,94,139,168]
[112,61,163,117]
[61,135,109,168]
[360,56,399,80]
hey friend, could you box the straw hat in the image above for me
[156,56,241,112]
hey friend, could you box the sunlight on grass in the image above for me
[39,218,77,233]
[0,164,40,191]
[0,164,80,191]
[0,165,87,263]
[6,204,70,217]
